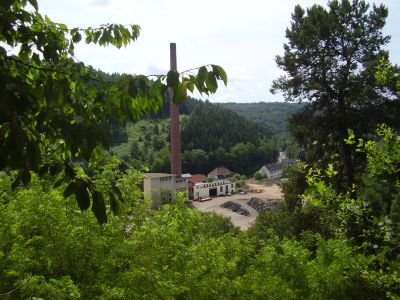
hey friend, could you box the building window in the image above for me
[220,186,223,192]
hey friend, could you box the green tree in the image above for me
[0,0,227,222]
[182,149,209,174]
[271,0,399,193]
[151,147,170,173]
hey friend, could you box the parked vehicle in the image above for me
[199,197,212,202]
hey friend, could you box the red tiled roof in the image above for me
[189,174,207,183]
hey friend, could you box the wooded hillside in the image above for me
[217,102,305,134]
[110,98,278,175]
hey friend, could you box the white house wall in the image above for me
[193,181,235,200]
[143,175,188,201]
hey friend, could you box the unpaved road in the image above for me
[191,182,283,230]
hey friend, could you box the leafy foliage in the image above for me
[1,163,398,298]
[1,1,400,298]
[271,0,400,192]
[0,0,227,222]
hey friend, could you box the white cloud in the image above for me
[38,0,400,102]
[89,0,111,7]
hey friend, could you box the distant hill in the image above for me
[216,102,305,135]
[180,99,272,152]
[109,98,278,175]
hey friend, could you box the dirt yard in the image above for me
[191,181,283,230]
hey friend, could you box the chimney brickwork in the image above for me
[169,43,182,177]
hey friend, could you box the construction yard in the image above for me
[191,181,283,230]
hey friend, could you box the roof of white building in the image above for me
[146,173,174,179]
[208,166,233,176]
[194,180,232,187]
[264,163,284,172]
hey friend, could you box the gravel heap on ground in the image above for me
[221,201,250,216]
[247,197,279,212]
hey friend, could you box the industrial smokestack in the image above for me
[170,43,182,176]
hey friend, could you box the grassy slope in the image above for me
[110,118,178,159]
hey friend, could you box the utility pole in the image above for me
[170,43,182,177]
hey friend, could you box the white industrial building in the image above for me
[193,180,235,201]
[143,173,188,202]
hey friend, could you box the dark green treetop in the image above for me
[271,0,399,192]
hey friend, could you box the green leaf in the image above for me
[206,72,218,93]
[32,53,41,65]
[72,31,82,43]
[38,165,48,177]
[197,66,208,86]
[50,163,63,176]
[181,78,189,100]
[28,0,38,10]
[76,183,90,211]
[166,70,179,88]
[63,182,77,198]
[212,65,228,86]
[112,186,124,203]
[53,178,64,188]
[19,43,31,63]
[20,169,31,185]
[91,191,107,224]
[187,81,194,93]
[109,191,119,215]
[64,161,76,179]
[11,177,21,191]
[172,82,183,104]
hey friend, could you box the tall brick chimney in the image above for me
[170,43,182,177]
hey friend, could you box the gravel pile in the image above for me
[247,197,279,212]
[221,201,250,216]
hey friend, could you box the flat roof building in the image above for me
[143,173,188,206]
[193,180,235,201]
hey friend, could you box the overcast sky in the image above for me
[38,0,400,103]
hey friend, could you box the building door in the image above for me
[209,188,217,197]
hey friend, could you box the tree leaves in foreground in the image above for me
[0,0,227,222]
[1,128,399,298]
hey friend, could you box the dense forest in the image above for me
[217,102,305,134]
[110,98,278,175]
[215,101,305,159]
[1,0,400,298]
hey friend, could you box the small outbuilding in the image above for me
[208,166,234,180]
[258,159,298,179]
[258,163,284,179]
